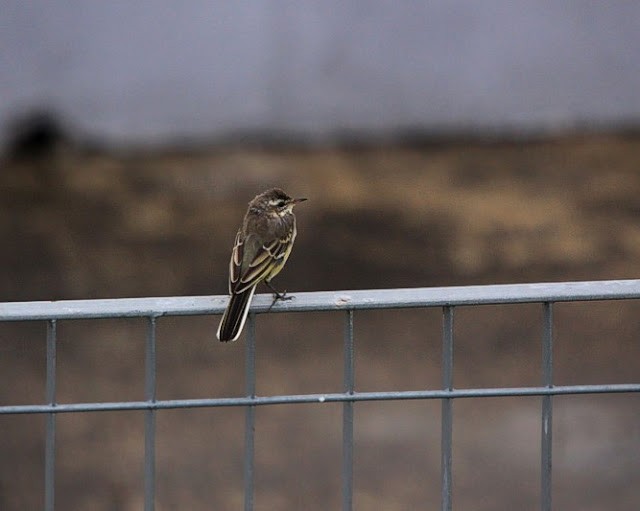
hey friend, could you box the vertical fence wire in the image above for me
[342,310,355,511]
[45,319,57,511]
[441,306,454,511]
[541,303,553,511]
[244,314,257,511]
[144,316,157,511]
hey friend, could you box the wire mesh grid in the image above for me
[2,279,640,511]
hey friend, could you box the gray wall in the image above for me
[2,1,640,147]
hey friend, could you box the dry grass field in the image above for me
[1,133,639,510]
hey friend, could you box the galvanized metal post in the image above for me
[541,303,553,511]
[342,310,355,511]
[45,319,57,511]
[244,314,256,511]
[144,316,157,511]
[441,306,454,511]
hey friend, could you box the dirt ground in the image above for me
[1,133,639,510]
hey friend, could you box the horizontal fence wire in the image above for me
[2,279,640,511]
[2,383,640,415]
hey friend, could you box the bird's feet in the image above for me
[265,281,292,301]
[266,281,293,311]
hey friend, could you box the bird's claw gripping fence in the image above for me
[2,279,640,511]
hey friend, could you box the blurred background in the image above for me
[1,2,640,510]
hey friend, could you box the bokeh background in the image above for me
[1,2,640,510]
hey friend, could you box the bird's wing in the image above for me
[230,234,291,294]
[228,230,244,294]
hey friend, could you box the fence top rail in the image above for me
[1,279,639,321]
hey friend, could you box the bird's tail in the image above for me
[217,286,257,342]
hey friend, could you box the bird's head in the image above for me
[259,188,307,215]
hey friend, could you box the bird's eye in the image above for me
[277,200,286,207]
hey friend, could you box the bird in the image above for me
[217,188,307,342]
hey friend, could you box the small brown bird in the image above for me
[217,188,307,342]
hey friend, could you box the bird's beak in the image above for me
[292,197,308,204]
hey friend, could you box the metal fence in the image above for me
[2,279,640,511]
